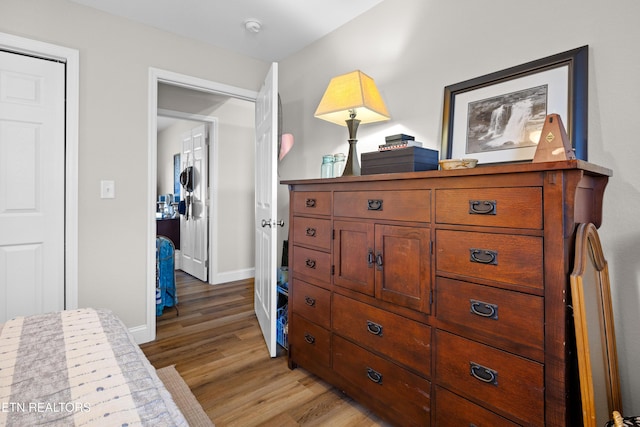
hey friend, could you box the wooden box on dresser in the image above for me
[283,160,611,427]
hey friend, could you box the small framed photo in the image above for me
[441,46,588,164]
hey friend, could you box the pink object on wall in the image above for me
[279,133,294,161]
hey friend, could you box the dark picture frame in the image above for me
[173,153,181,197]
[441,46,588,164]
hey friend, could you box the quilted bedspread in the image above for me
[0,308,188,426]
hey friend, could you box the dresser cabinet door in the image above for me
[334,220,375,295]
[375,224,431,313]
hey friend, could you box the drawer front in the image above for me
[292,191,332,216]
[332,294,431,376]
[292,246,331,284]
[435,387,519,427]
[435,187,542,229]
[435,330,544,425]
[436,230,543,290]
[291,279,330,329]
[436,277,544,361]
[333,336,431,426]
[289,313,331,369]
[292,216,332,250]
[334,190,430,222]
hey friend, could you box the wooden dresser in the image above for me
[283,160,611,427]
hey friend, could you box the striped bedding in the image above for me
[0,308,188,427]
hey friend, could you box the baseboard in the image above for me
[129,323,153,345]
[210,267,255,284]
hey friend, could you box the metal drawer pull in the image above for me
[304,333,315,344]
[305,227,316,237]
[469,200,497,215]
[305,198,316,208]
[470,362,498,386]
[470,249,498,265]
[367,199,383,211]
[366,320,383,336]
[304,296,316,307]
[470,299,498,320]
[366,367,383,384]
[305,259,316,269]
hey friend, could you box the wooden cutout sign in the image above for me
[533,114,576,162]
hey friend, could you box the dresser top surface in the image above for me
[281,159,612,186]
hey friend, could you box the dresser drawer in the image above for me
[436,277,544,361]
[436,230,543,290]
[292,245,331,284]
[332,294,431,377]
[333,336,431,426]
[291,279,330,329]
[435,387,519,427]
[435,331,543,425]
[292,216,332,250]
[292,191,332,216]
[334,190,430,222]
[289,313,331,369]
[435,187,542,229]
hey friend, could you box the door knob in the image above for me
[261,219,271,228]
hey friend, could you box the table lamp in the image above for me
[314,70,390,176]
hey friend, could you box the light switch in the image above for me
[100,180,115,199]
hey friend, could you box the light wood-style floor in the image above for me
[140,270,390,427]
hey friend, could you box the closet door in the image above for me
[0,51,65,321]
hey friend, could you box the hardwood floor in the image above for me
[141,270,390,427]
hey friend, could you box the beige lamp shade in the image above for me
[314,70,390,125]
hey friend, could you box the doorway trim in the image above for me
[0,32,79,311]
[147,68,257,342]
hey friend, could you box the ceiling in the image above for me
[70,0,384,62]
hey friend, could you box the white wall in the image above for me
[0,0,269,329]
[278,0,640,414]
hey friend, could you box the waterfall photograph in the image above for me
[466,84,548,154]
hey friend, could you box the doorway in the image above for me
[147,68,258,341]
[157,110,214,281]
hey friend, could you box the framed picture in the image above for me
[441,46,588,164]
[173,153,181,197]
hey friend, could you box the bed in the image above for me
[0,308,188,426]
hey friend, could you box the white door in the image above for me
[254,63,278,357]
[0,50,65,322]
[179,124,208,282]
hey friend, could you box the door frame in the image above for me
[0,32,79,311]
[147,68,257,341]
